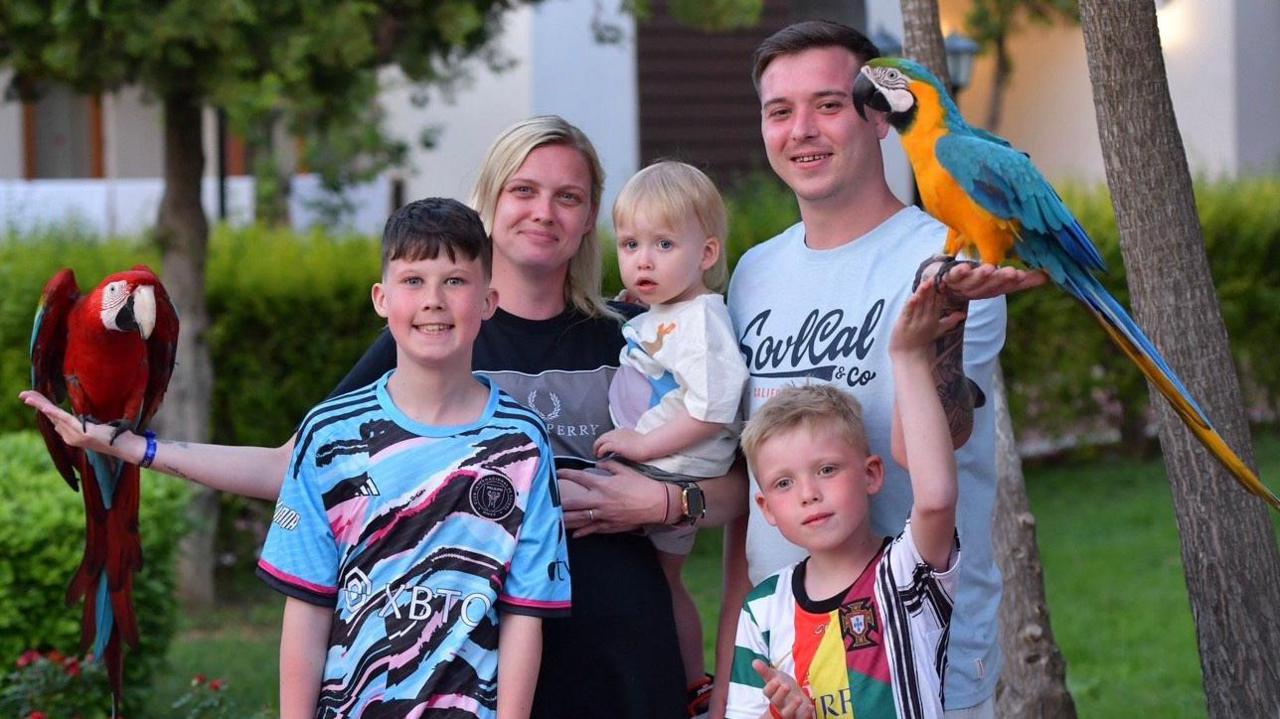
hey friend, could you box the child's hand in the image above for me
[752,660,813,719]
[19,390,125,456]
[593,428,653,462]
[889,278,966,357]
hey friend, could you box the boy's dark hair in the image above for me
[381,197,492,277]
[751,20,881,92]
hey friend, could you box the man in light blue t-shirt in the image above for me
[712,20,1047,719]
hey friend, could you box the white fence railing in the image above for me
[0,174,392,237]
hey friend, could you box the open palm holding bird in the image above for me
[851,56,1278,510]
[26,265,179,711]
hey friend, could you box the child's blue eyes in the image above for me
[618,239,676,251]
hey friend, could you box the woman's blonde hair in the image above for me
[612,160,730,292]
[470,115,613,319]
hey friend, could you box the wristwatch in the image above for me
[674,481,706,527]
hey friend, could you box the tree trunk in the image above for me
[899,3,1075,714]
[1078,2,1280,716]
[155,91,218,609]
[984,34,1010,131]
[898,0,951,89]
[992,367,1077,719]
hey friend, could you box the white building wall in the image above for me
[936,0,1257,184]
[107,87,163,178]
[1235,0,1280,174]
[0,70,22,179]
[382,8,534,207]
[1158,0,1238,177]
[531,0,638,225]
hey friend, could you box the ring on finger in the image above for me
[587,508,596,523]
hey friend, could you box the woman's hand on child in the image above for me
[889,278,966,357]
[593,428,653,462]
[558,459,668,536]
[752,660,813,719]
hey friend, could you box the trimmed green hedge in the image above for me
[0,431,189,690]
[2,177,1276,447]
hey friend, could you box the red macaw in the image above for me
[29,265,179,709]
[851,57,1278,511]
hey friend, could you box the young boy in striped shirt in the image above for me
[726,278,962,719]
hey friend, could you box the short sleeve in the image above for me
[497,433,571,617]
[670,297,749,423]
[886,522,961,597]
[256,441,340,607]
[725,588,773,719]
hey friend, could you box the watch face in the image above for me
[684,484,706,519]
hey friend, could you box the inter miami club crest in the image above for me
[470,471,517,520]
[840,598,878,650]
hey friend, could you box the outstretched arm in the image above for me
[892,258,1045,465]
[20,390,290,500]
[889,280,962,570]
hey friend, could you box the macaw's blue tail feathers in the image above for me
[1056,260,1280,510]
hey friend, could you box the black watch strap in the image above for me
[675,481,706,527]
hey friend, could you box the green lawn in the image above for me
[142,434,1280,717]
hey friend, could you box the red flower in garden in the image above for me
[192,673,207,686]
[16,649,41,668]
[26,712,47,719]
[64,657,82,677]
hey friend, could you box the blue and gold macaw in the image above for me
[851,57,1278,510]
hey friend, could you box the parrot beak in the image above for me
[122,285,157,340]
[852,70,890,121]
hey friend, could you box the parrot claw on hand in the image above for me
[854,57,1279,511]
[29,266,179,710]
[933,257,982,297]
[106,420,133,445]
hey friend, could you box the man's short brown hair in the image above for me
[740,384,870,477]
[751,20,882,92]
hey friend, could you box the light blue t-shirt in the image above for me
[728,206,1006,709]
[258,371,569,718]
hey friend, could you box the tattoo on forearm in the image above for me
[156,441,192,480]
[934,317,975,446]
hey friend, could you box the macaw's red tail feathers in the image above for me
[103,626,126,716]
[66,456,108,608]
[106,463,143,647]
[1067,274,1280,511]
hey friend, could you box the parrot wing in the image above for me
[969,124,1015,149]
[132,265,179,429]
[935,132,1106,274]
[30,268,82,489]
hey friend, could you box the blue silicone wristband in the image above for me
[140,430,157,469]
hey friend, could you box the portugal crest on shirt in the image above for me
[841,598,878,650]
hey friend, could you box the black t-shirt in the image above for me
[331,305,686,718]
